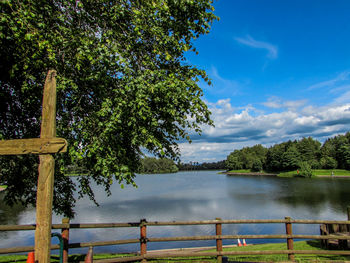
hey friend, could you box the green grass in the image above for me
[313,169,350,176]
[227,169,271,174]
[227,169,252,173]
[278,169,350,178]
[3,241,348,263]
[277,170,299,177]
[209,240,350,262]
[0,253,132,263]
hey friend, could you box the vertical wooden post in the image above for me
[285,217,294,261]
[140,219,147,262]
[84,246,93,263]
[347,206,350,239]
[61,218,70,263]
[215,218,223,263]
[35,70,57,262]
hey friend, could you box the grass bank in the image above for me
[226,170,277,176]
[226,169,350,178]
[205,240,350,262]
[2,241,349,262]
[278,169,350,178]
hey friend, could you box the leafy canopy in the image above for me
[0,0,217,217]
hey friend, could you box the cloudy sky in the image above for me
[180,0,350,163]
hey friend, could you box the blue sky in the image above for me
[179,0,350,163]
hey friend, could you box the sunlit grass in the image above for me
[313,169,350,176]
[278,169,350,178]
[3,241,349,262]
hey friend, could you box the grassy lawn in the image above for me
[2,241,349,262]
[0,253,132,263]
[313,169,350,176]
[278,169,350,178]
[211,240,350,262]
[226,169,272,174]
[226,169,252,173]
[277,170,299,177]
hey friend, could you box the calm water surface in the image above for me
[1,171,350,253]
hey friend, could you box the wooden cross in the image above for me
[0,70,67,262]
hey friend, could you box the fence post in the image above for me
[347,206,350,236]
[140,219,147,263]
[215,218,223,263]
[61,218,70,263]
[285,217,294,261]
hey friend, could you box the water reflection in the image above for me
[1,171,349,253]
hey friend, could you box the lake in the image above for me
[1,170,350,254]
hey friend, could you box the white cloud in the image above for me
[332,90,350,105]
[262,96,307,110]
[235,35,278,59]
[308,71,350,90]
[180,98,350,163]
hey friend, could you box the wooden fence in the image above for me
[1,212,350,263]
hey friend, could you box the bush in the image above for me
[251,159,263,172]
[298,162,313,178]
[320,156,338,169]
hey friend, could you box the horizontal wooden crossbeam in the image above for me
[0,138,67,155]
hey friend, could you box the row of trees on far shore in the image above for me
[139,132,350,174]
[138,158,225,173]
[225,132,350,172]
[138,157,179,174]
[178,160,226,171]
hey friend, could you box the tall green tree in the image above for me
[0,0,217,217]
[296,137,321,168]
[281,144,300,170]
[265,143,287,172]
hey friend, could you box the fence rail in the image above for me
[1,209,350,262]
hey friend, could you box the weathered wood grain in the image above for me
[35,69,57,263]
[0,138,67,155]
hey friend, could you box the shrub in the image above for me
[298,162,313,178]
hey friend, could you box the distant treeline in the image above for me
[138,157,179,174]
[226,132,350,172]
[138,158,226,173]
[178,160,226,171]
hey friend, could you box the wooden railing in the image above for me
[1,213,350,262]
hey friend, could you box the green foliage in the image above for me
[178,160,226,170]
[225,153,243,170]
[226,132,350,174]
[139,157,178,174]
[320,156,338,169]
[265,142,286,171]
[251,159,263,172]
[298,161,313,178]
[321,132,350,169]
[0,0,217,217]
[297,137,321,161]
[281,145,300,170]
[226,144,267,171]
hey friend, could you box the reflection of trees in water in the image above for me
[226,176,350,216]
[0,192,29,238]
[275,178,350,215]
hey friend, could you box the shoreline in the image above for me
[226,172,278,176]
[225,172,350,178]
